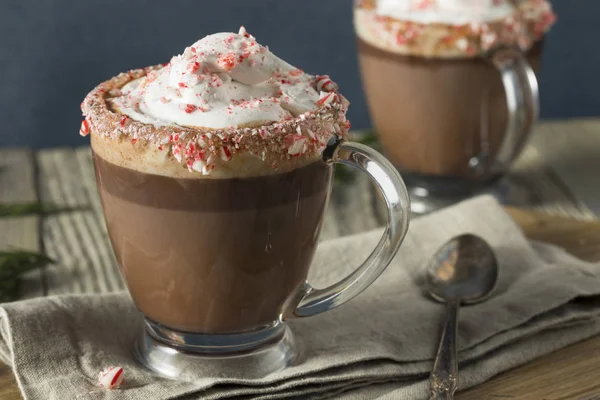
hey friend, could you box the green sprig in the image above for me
[354,129,381,149]
[0,250,54,302]
[0,202,85,218]
[0,201,79,301]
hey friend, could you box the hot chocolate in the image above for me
[94,151,331,333]
[354,0,556,187]
[357,38,542,181]
[82,27,350,334]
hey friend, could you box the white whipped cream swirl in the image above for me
[113,27,322,129]
[376,0,515,25]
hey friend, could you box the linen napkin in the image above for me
[2,195,600,400]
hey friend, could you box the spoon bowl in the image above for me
[426,234,498,304]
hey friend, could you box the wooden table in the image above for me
[1,119,600,399]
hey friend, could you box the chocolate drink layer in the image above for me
[357,38,542,180]
[94,151,332,333]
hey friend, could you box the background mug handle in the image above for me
[469,47,540,176]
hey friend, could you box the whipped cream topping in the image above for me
[111,27,322,129]
[81,27,350,178]
[376,0,515,26]
[354,0,556,58]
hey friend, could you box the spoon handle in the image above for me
[429,301,459,400]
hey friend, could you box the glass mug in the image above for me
[354,5,541,213]
[93,135,410,379]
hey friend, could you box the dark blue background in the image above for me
[0,0,597,148]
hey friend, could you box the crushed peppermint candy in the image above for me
[79,119,90,136]
[285,134,308,156]
[216,52,239,71]
[238,25,251,38]
[317,91,336,106]
[315,75,338,92]
[98,366,124,390]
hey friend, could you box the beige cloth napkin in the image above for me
[2,195,600,400]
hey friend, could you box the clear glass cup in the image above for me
[354,2,541,214]
[93,135,410,380]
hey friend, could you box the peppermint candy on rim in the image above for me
[220,146,233,161]
[172,143,184,162]
[285,134,307,156]
[317,91,336,106]
[481,31,499,50]
[79,119,90,137]
[98,366,124,390]
[190,159,207,173]
[315,75,338,92]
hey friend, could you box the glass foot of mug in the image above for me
[134,319,298,380]
[403,173,505,215]
[408,186,470,215]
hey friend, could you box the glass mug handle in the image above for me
[470,47,539,175]
[285,137,411,318]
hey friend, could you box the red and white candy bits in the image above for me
[79,119,90,136]
[238,25,252,38]
[414,0,434,10]
[285,134,307,156]
[315,75,338,92]
[216,52,239,71]
[317,91,336,106]
[98,366,124,390]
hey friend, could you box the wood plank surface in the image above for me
[0,367,18,400]
[528,119,600,217]
[457,335,600,400]
[0,149,43,298]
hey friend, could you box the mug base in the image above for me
[134,320,298,380]
[403,172,504,215]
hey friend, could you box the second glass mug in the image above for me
[93,135,411,379]
[358,36,541,213]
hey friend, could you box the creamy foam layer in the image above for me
[111,27,322,129]
[354,0,556,58]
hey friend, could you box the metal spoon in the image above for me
[426,234,499,400]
